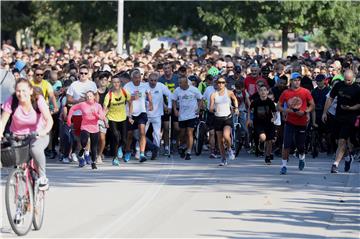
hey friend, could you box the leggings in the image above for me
[108,120,127,156]
[80,130,99,163]
[30,135,49,179]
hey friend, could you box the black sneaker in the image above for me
[344,156,353,172]
[270,154,274,160]
[151,147,159,160]
[91,162,97,169]
[331,164,338,173]
[184,153,191,160]
[139,155,148,163]
[265,156,271,165]
[178,147,186,158]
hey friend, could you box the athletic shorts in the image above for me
[127,113,148,130]
[206,112,215,130]
[254,123,275,141]
[334,117,356,140]
[98,119,107,134]
[179,118,197,129]
[71,115,82,137]
[283,123,306,150]
[214,115,233,132]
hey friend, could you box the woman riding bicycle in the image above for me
[0,78,54,190]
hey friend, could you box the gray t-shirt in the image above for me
[0,69,15,105]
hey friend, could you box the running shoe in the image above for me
[112,158,120,166]
[280,166,287,175]
[344,156,353,172]
[227,149,235,160]
[84,154,91,165]
[62,157,70,164]
[79,158,85,168]
[209,152,217,159]
[38,177,49,191]
[91,162,97,169]
[219,159,228,166]
[184,153,191,160]
[139,155,148,163]
[298,159,305,171]
[151,147,159,160]
[331,164,338,173]
[124,153,131,162]
[265,156,271,165]
[96,155,103,165]
[178,147,186,158]
[71,153,79,162]
[117,147,123,159]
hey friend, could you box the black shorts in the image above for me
[334,117,356,140]
[283,123,306,150]
[214,115,233,132]
[206,112,215,130]
[127,113,148,130]
[179,118,197,129]
[254,123,275,140]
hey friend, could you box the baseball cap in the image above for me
[315,74,326,82]
[290,72,302,80]
[330,60,342,69]
[234,64,242,73]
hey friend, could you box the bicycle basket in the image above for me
[1,140,30,167]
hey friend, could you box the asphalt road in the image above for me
[1,152,359,238]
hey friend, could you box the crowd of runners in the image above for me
[1,42,360,190]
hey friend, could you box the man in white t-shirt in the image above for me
[172,76,203,160]
[124,69,153,163]
[146,72,172,154]
[66,65,97,165]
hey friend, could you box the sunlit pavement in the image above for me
[1,152,359,238]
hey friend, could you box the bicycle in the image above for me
[232,114,246,157]
[194,111,208,156]
[1,133,46,236]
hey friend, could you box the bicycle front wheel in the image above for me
[33,185,45,230]
[5,168,34,236]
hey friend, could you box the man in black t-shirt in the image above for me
[248,85,276,164]
[323,70,360,173]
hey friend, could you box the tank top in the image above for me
[214,89,231,117]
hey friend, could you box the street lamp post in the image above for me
[117,0,124,55]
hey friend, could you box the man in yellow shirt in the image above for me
[31,67,58,113]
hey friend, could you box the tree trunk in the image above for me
[81,25,91,51]
[281,26,289,58]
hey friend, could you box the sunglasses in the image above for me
[217,81,226,84]
[80,72,88,75]
[36,73,44,76]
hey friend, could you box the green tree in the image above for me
[1,1,32,48]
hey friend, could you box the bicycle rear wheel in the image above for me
[33,182,45,230]
[6,168,34,236]
[195,122,206,156]
[234,125,243,157]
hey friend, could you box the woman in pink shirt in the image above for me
[0,78,54,190]
[67,91,107,169]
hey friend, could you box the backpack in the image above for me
[107,88,128,108]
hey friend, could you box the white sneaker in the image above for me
[38,177,49,191]
[62,157,70,164]
[203,145,209,151]
[228,149,235,160]
[71,153,78,162]
[96,155,103,165]
[135,150,140,160]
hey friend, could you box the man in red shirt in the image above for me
[278,72,315,175]
[244,65,268,97]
